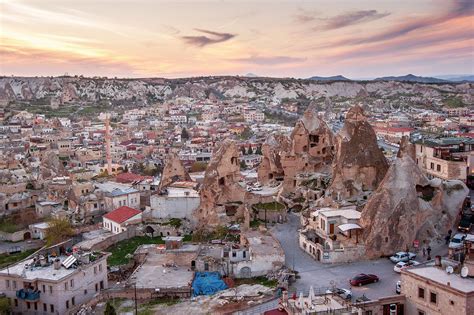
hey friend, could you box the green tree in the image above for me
[241,146,247,156]
[247,146,253,155]
[255,146,262,155]
[45,218,74,246]
[240,160,247,170]
[0,297,11,315]
[104,301,117,315]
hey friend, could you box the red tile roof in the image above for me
[115,172,152,183]
[104,206,141,224]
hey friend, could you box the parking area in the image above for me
[271,213,401,300]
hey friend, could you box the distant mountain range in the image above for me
[306,74,473,83]
[308,75,350,81]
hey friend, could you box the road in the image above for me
[271,213,401,300]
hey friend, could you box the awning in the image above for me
[338,223,362,232]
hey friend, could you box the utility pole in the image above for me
[134,283,138,315]
[105,113,112,175]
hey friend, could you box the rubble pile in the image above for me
[360,137,469,258]
[159,151,192,189]
[327,105,388,200]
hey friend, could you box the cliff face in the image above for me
[257,134,291,185]
[195,139,246,226]
[327,105,388,200]
[159,152,191,189]
[360,139,469,258]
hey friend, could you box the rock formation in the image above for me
[258,109,334,193]
[195,140,246,226]
[327,105,388,200]
[159,152,191,189]
[360,137,469,258]
[257,134,291,185]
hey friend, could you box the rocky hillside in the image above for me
[0,76,472,107]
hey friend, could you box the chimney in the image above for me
[53,258,61,270]
[435,255,441,267]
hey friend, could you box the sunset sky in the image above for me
[1,0,473,78]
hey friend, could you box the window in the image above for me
[243,251,246,258]
[34,302,37,310]
[418,287,425,299]
[84,289,88,295]
[66,300,69,309]
[365,311,373,315]
[50,304,54,313]
[99,264,102,272]
[49,285,53,294]
[70,279,74,288]
[418,311,425,315]
[42,284,45,293]
[14,299,18,307]
[27,302,30,309]
[43,303,47,312]
[430,292,437,304]
[430,162,434,169]
[12,281,16,289]
[436,165,441,172]
[94,266,97,274]
[232,252,237,257]
[95,283,98,292]
[64,282,68,290]
[72,297,75,306]
[100,281,104,290]
[5,280,9,288]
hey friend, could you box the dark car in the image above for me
[350,273,379,286]
[458,215,473,233]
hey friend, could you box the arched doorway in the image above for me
[316,249,321,261]
[240,267,251,278]
[23,232,31,240]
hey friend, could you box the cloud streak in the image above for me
[320,10,390,30]
[229,55,306,65]
[181,29,236,47]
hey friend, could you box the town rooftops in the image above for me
[95,182,138,196]
[415,137,474,147]
[115,172,153,184]
[405,265,474,294]
[104,206,141,224]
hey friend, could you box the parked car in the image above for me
[449,233,466,249]
[458,215,472,233]
[393,260,420,273]
[349,274,379,286]
[325,288,352,300]
[395,280,401,294]
[389,252,417,263]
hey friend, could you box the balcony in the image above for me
[16,289,40,302]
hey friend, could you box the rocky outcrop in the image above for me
[195,140,246,226]
[360,139,469,258]
[257,134,291,185]
[327,105,388,200]
[159,152,191,189]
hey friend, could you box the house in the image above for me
[35,201,62,218]
[148,181,200,220]
[103,206,142,234]
[95,182,140,211]
[415,137,474,181]
[29,222,50,240]
[299,207,365,263]
[0,243,109,315]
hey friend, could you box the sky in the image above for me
[0,0,473,78]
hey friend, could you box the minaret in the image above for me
[105,113,112,175]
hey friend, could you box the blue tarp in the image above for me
[192,271,228,296]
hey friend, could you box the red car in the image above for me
[350,273,379,286]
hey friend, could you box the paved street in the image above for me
[271,213,401,300]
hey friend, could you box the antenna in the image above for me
[446,266,454,274]
[461,266,468,278]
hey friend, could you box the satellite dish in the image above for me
[461,266,469,278]
[446,266,454,274]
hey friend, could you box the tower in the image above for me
[105,113,112,175]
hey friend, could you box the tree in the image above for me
[0,297,10,315]
[240,160,247,170]
[241,146,247,156]
[255,146,262,155]
[181,127,190,140]
[104,302,117,315]
[247,146,253,155]
[45,218,74,246]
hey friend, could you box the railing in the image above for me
[16,289,40,301]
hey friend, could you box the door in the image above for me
[329,223,335,234]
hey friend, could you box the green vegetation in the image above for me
[0,249,37,269]
[106,236,164,266]
[162,218,182,228]
[45,217,74,246]
[137,298,180,315]
[0,218,22,233]
[104,301,117,315]
[444,96,465,108]
[253,202,285,212]
[235,276,278,288]
[0,296,11,315]
[250,219,262,228]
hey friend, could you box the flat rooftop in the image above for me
[313,208,361,220]
[406,266,474,293]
